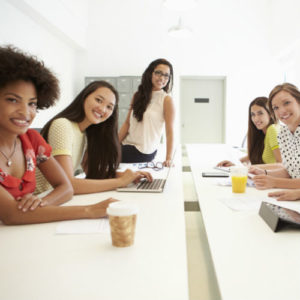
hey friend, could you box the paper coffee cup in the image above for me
[230,166,248,193]
[107,202,138,247]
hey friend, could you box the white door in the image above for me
[180,77,225,143]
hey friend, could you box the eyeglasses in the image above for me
[138,162,164,171]
[153,70,170,80]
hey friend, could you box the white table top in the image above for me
[0,148,189,300]
[186,144,300,300]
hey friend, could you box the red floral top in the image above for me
[0,129,52,198]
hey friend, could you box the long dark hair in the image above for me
[247,97,274,164]
[41,81,120,179]
[132,58,173,121]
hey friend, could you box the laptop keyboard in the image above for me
[137,179,165,190]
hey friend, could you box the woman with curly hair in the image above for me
[119,58,175,166]
[0,45,117,225]
[217,97,282,167]
[36,81,152,195]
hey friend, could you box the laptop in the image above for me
[117,162,172,193]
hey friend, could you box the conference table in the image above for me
[0,148,189,300]
[186,144,300,300]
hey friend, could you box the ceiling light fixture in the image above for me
[168,18,193,39]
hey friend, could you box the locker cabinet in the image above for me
[84,76,141,129]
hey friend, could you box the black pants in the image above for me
[121,144,157,163]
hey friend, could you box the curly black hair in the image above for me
[0,45,59,109]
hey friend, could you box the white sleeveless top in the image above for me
[123,90,167,154]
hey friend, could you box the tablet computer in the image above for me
[202,172,229,178]
[259,202,300,232]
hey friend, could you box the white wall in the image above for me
[0,0,88,128]
[82,0,286,146]
[2,0,300,146]
[268,0,300,57]
[268,0,300,88]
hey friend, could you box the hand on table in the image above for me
[16,193,46,212]
[216,160,234,167]
[252,174,275,190]
[268,190,300,201]
[88,198,118,218]
[119,169,153,187]
[163,159,173,167]
[248,166,265,175]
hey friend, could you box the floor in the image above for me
[182,146,221,300]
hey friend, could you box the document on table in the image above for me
[216,178,255,187]
[56,218,110,234]
[219,195,261,211]
[219,194,300,213]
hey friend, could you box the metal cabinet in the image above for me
[119,93,132,108]
[84,76,141,128]
[119,107,129,127]
[85,77,117,88]
[132,77,142,92]
[117,77,132,92]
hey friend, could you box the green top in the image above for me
[262,124,279,164]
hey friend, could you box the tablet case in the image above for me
[259,202,300,232]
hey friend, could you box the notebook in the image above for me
[117,163,172,193]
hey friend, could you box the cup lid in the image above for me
[107,201,138,216]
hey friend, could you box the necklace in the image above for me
[0,139,17,167]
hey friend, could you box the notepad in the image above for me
[56,218,110,234]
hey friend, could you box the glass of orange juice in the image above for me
[230,166,248,193]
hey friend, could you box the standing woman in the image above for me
[119,58,175,166]
[251,83,300,195]
[217,97,282,167]
[36,81,152,195]
[0,46,116,225]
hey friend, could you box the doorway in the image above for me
[180,76,226,143]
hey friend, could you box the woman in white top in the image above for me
[119,59,175,167]
[250,83,300,201]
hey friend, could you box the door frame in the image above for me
[179,75,227,144]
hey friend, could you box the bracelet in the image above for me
[264,169,267,175]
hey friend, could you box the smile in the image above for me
[93,111,103,119]
[11,118,30,127]
[280,114,291,121]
